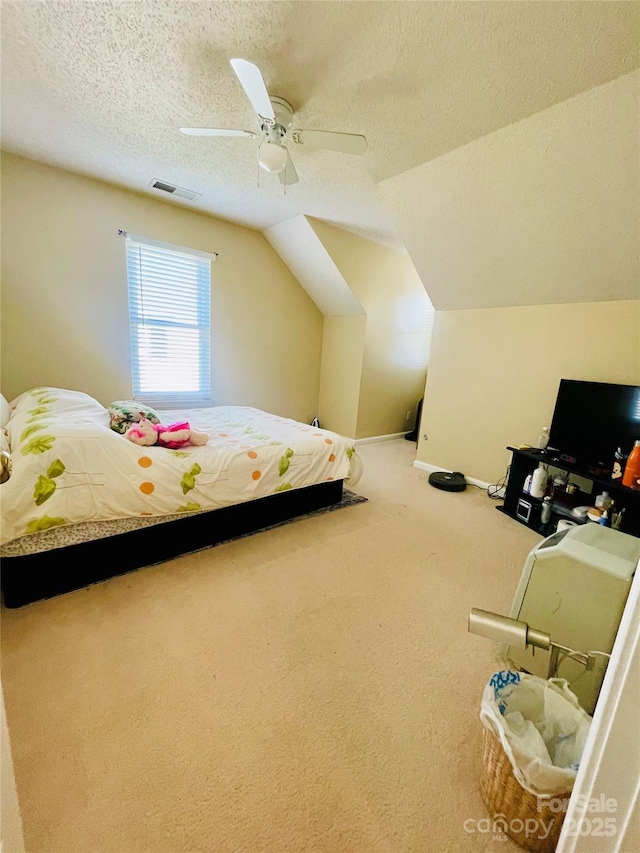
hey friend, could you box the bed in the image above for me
[0,387,363,608]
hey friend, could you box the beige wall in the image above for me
[309,219,433,439]
[376,72,639,482]
[418,301,640,484]
[318,315,366,438]
[0,153,323,422]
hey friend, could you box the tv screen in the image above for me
[548,380,640,471]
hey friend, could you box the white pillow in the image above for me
[0,394,10,428]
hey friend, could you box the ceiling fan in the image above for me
[180,58,368,186]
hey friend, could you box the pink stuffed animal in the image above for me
[125,418,209,448]
[124,418,158,446]
[156,421,209,448]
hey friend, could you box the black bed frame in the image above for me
[1,479,343,609]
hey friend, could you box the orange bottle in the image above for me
[621,440,640,490]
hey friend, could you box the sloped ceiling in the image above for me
[379,71,640,310]
[1,0,638,253]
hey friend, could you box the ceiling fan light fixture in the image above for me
[258,140,288,174]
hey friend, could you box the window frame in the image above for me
[125,232,215,409]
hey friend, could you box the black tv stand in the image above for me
[498,446,640,538]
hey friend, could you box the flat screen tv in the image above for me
[548,380,640,472]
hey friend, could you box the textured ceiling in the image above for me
[1,1,639,248]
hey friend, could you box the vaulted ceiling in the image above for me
[2,1,638,250]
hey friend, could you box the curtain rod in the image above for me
[118,230,218,259]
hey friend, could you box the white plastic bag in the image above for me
[480,670,592,797]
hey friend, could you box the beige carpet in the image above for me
[1,439,542,853]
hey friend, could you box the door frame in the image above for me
[557,559,640,851]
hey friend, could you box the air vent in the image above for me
[152,180,176,193]
[149,180,201,201]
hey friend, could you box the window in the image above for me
[125,234,214,408]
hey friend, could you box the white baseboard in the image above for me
[354,432,407,446]
[412,458,491,491]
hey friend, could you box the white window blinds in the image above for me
[126,235,213,408]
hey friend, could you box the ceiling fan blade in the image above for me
[279,150,299,186]
[229,58,275,122]
[291,129,367,155]
[180,127,256,137]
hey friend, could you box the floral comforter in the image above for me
[0,387,360,547]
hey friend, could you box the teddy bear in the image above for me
[125,418,209,449]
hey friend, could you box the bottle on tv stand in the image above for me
[622,440,640,490]
[530,463,548,499]
[537,427,549,450]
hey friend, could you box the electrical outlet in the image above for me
[423,434,428,441]
[406,410,412,421]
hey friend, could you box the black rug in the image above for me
[215,488,368,546]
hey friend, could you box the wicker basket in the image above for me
[479,726,572,853]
